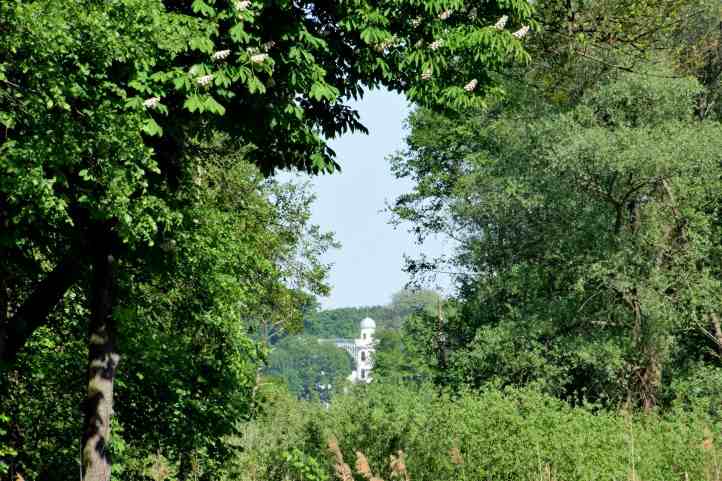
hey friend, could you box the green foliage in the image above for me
[4,0,722,479]
[234,383,722,481]
[579,66,703,127]
[389,289,441,326]
[668,0,722,121]
[1,309,87,480]
[266,336,353,401]
[668,364,722,417]
[304,306,387,338]
[524,0,701,107]
[281,449,329,481]
[0,0,532,471]
[391,65,722,408]
[372,328,432,385]
[222,386,327,481]
[0,158,334,479]
[303,289,440,337]
[0,415,16,476]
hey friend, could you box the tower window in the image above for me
[361,351,366,361]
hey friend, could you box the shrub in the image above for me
[229,384,722,481]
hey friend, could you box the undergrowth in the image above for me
[227,384,722,481]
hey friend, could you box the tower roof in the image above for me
[360,317,376,329]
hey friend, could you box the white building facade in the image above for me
[326,317,376,384]
[348,317,376,383]
[318,317,376,384]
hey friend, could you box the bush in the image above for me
[230,384,722,481]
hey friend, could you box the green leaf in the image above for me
[203,96,226,115]
[309,82,338,101]
[189,36,215,53]
[142,117,163,136]
[184,94,204,112]
[191,0,216,16]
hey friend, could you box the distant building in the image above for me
[323,317,376,384]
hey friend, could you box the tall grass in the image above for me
[228,384,722,481]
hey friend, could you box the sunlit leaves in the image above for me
[0,0,534,289]
[391,68,722,406]
[142,117,164,136]
[191,0,216,17]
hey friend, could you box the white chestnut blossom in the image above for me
[512,25,530,38]
[250,53,269,64]
[196,74,214,86]
[421,68,432,80]
[463,79,478,92]
[262,41,276,51]
[234,0,251,11]
[494,15,508,30]
[438,10,452,20]
[411,17,422,27]
[429,39,443,50]
[143,96,160,109]
[212,49,231,61]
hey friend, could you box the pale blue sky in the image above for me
[284,89,451,309]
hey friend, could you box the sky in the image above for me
[283,89,452,309]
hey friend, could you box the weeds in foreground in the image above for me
[235,386,722,481]
[322,432,722,481]
[328,437,411,481]
[327,436,353,481]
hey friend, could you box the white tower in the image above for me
[359,317,376,345]
[352,317,376,383]
[325,318,377,384]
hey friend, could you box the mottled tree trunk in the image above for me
[711,313,722,356]
[639,352,662,414]
[81,236,118,481]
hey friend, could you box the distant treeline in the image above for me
[264,290,441,400]
[302,289,441,338]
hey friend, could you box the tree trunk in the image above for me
[435,301,448,372]
[639,352,661,413]
[81,236,118,481]
[711,313,722,356]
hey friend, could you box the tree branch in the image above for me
[0,254,82,365]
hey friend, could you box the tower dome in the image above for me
[360,317,376,330]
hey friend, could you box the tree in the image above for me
[390,289,439,311]
[266,336,352,401]
[667,0,722,120]
[391,66,722,409]
[1,0,533,478]
[372,328,431,384]
[0,157,335,479]
[301,289,441,337]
